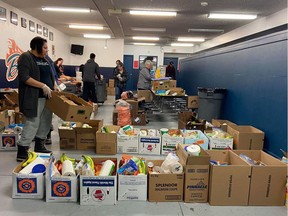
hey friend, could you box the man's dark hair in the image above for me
[90,53,96,59]
[30,36,47,54]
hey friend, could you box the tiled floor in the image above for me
[1,96,287,216]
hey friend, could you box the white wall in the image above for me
[124,45,194,66]
[0,1,70,62]
[194,8,288,52]
[70,37,124,67]
[0,1,124,67]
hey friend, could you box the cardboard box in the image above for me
[14,112,26,124]
[0,109,9,127]
[147,160,184,202]
[161,129,184,155]
[126,97,145,116]
[46,175,78,202]
[75,120,103,150]
[131,113,147,126]
[107,87,115,95]
[232,150,287,206]
[4,90,19,106]
[168,87,185,96]
[177,144,210,203]
[118,160,147,201]
[137,90,153,102]
[58,127,76,150]
[117,128,139,154]
[169,80,177,88]
[178,111,195,129]
[182,130,209,150]
[138,130,162,155]
[0,132,18,150]
[207,150,251,206]
[112,109,118,125]
[80,158,117,206]
[45,92,92,123]
[152,80,170,91]
[12,162,45,199]
[212,119,237,132]
[109,79,115,87]
[227,125,265,150]
[96,125,120,154]
[205,129,234,150]
[187,96,198,109]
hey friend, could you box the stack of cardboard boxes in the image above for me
[107,79,115,95]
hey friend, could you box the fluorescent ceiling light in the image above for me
[84,34,111,39]
[130,10,177,16]
[42,7,91,13]
[171,43,194,47]
[133,43,156,46]
[69,24,103,30]
[131,27,166,32]
[208,13,257,20]
[133,36,159,41]
[0,18,7,21]
[178,37,205,42]
[188,28,224,33]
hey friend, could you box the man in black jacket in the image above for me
[17,36,57,161]
[82,53,101,103]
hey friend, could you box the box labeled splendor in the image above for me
[147,160,184,202]
[232,150,287,206]
[177,144,210,203]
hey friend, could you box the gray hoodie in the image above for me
[83,58,100,82]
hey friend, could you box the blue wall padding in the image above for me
[179,30,287,158]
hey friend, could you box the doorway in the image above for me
[163,57,179,80]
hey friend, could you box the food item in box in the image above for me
[59,95,81,106]
[99,160,115,176]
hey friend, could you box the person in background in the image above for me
[113,60,122,75]
[16,36,57,161]
[114,62,129,100]
[82,53,101,103]
[137,60,153,90]
[54,58,74,81]
[165,61,176,80]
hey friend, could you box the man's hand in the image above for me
[41,84,52,98]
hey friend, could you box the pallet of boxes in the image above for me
[107,79,115,96]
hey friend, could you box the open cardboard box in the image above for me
[177,144,210,203]
[147,159,184,202]
[45,92,92,123]
[206,150,251,206]
[232,150,287,206]
[227,125,264,150]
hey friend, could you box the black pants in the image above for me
[83,81,97,103]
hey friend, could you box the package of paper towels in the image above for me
[19,157,45,174]
[62,160,76,176]
[185,144,201,156]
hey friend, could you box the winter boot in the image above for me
[34,137,52,153]
[45,130,52,145]
[16,145,29,162]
